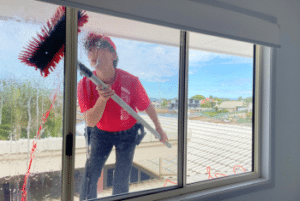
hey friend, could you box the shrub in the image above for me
[0,124,11,140]
[247,112,252,117]
[204,112,217,117]
[216,109,229,113]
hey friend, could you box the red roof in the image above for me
[201,98,215,104]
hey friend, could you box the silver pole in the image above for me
[77,63,172,148]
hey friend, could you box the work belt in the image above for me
[84,123,146,146]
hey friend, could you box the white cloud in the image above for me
[216,54,252,64]
[113,38,179,82]
[76,32,253,83]
[0,20,43,52]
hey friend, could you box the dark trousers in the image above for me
[80,124,139,200]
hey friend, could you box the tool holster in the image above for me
[135,123,146,146]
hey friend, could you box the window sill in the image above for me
[159,177,274,201]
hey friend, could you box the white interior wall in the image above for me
[153,0,300,200]
[219,0,300,200]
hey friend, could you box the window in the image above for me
[186,31,254,184]
[0,1,64,200]
[75,9,180,200]
[1,2,274,200]
[72,9,259,201]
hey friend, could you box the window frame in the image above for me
[63,7,274,201]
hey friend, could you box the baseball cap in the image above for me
[85,33,116,52]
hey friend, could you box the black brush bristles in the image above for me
[19,6,88,77]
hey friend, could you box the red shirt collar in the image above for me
[93,68,119,87]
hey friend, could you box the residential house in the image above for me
[170,99,200,109]
[150,98,162,108]
[169,99,178,109]
[200,97,212,104]
[200,97,217,105]
[188,99,200,108]
[217,101,244,112]
[151,101,161,108]
[236,102,253,112]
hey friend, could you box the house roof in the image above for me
[91,116,252,197]
[218,101,244,109]
[138,116,252,181]
[200,98,215,104]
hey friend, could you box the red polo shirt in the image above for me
[77,68,150,132]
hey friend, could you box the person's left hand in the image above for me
[156,126,169,144]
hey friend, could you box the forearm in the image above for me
[145,103,162,129]
[85,98,107,127]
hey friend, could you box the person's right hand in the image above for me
[96,84,115,102]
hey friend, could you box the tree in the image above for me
[213,98,223,105]
[0,78,63,140]
[201,101,216,108]
[161,99,168,108]
[215,106,218,112]
[191,95,205,100]
[201,102,212,108]
[244,96,252,106]
[238,96,243,101]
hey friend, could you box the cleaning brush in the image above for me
[19,6,171,148]
[19,6,88,77]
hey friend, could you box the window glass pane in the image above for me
[187,32,254,184]
[0,1,64,200]
[75,10,180,200]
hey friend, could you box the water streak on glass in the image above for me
[0,1,64,200]
[75,10,180,200]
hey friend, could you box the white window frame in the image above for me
[62,7,274,201]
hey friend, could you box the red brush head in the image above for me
[19,6,88,77]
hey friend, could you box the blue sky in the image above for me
[0,19,253,100]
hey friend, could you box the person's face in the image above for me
[88,47,116,71]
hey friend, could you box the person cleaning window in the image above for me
[77,33,168,200]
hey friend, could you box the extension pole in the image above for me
[78,62,172,148]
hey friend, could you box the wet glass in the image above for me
[75,10,180,200]
[186,32,254,184]
[0,1,64,200]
